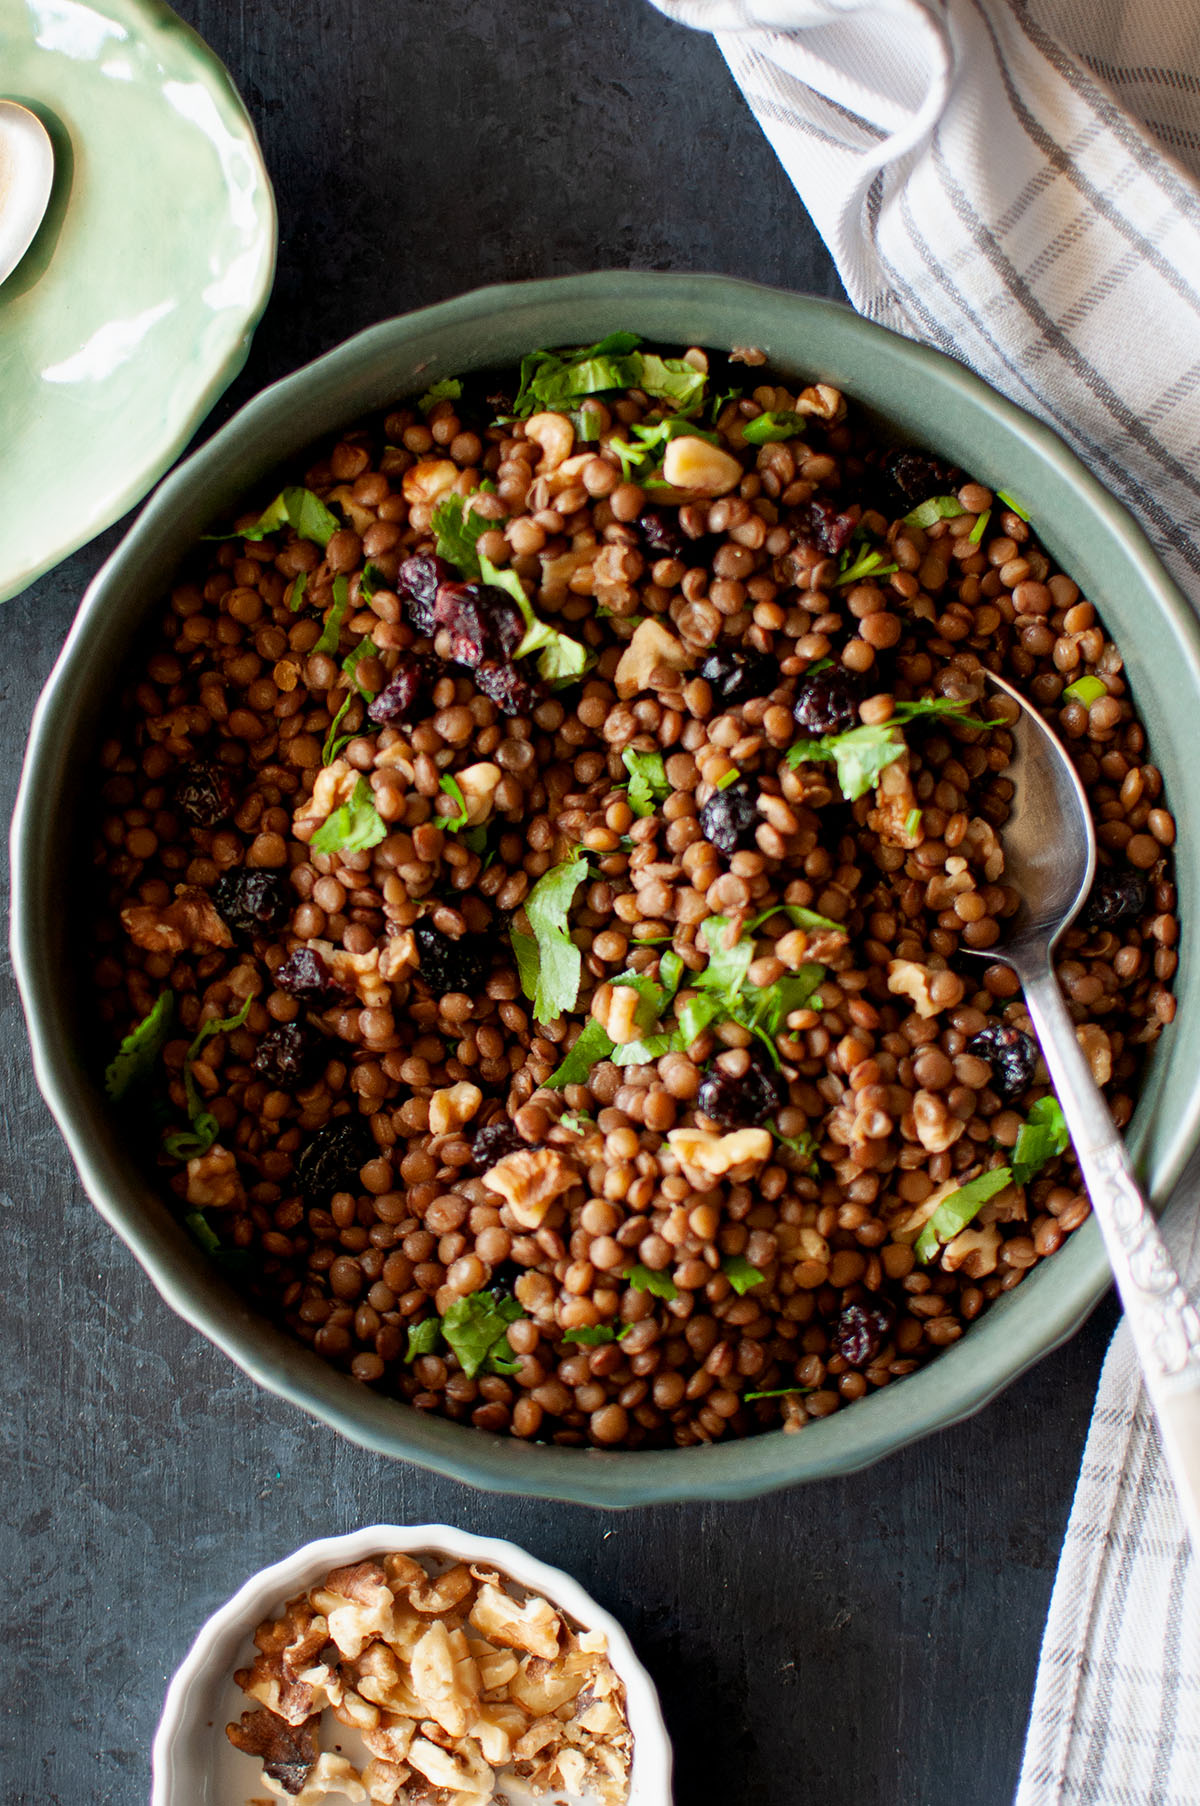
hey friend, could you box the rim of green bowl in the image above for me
[13,272,1200,1507]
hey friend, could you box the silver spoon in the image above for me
[968,669,1200,1544]
[0,100,54,287]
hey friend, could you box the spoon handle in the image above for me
[1021,958,1200,1547]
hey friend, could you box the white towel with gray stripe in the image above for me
[646,1,1200,1800]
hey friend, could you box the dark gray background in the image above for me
[2,1,1119,1801]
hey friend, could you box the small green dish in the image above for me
[13,273,1200,1506]
[0,0,276,601]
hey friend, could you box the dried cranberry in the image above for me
[473,659,545,717]
[274,946,348,1007]
[635,507,687,560]
[433,579,524,666]
[174,760,234,828]
[833,1302,895,1369]
[253,1022,313,1085]
[697,1048,786,1129]
[295,1115,374,1200]
[213,868,291,938]
[395,552,455,635]
[1081,868,1149,931]
[966,1023,1038,1100]
[881,446,962,513]
[471,1116,526,1169]
[794,495,857,556]
[699,647,776,706]
[699,779,759,855]
[412,918,492,995]
[793,666,865,736]
[368,653,431,725]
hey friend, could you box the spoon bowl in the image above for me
[0,99,54,286]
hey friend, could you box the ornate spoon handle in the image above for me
[1020,957,1200,1546]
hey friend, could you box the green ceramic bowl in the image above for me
[14,273,1200,1507]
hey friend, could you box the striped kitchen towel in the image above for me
[646,2,1200,1801]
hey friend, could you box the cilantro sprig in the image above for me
[104,993,174,1101]
[162,997,253,1162]
[403,1289,524,1377]
[310,776,387,856]
[204,486,339,548]
[621,747,670,817]
[510,856,589,1024]
[512,334,707,418]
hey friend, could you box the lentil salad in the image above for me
[89,336,1178,1450]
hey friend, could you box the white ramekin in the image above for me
[151,1522,673,1805]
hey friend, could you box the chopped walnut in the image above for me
[977,1180,1028,1224]
[941,1221,1003,1277]
[867,754,921,848]
[401,458,460,506]
[1077,1021,1113,1085]
[729,344,767,365]
[229,1550,632,1806]
[963,815,1005,882]
[428,1082,483,1137]
[523,411,576,472]
[592,980,643,1045]
[450,761,502,825]
[185,1144,245,1211]
[121,885,232,953]
[613,618,690,698]
[292,760,359,842]
[794,381,846,422]
[887,958,964,1019]
[483,1146,581,1229]
[311,940,390,1009]
[667,1124,772,1179]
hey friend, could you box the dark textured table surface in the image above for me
[2,2,1120,1801]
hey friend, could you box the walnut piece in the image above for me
[667,1124,772,1178]
[523,411,576,472]
[942,1222,1003,1277]
[226,1707,318,1794]
[661,435,743,496]
[471,1581,562,1659]
[428,1082,483,1137]
[260,1750,368,1802]
[401,458,460,506]
[185,1144,245,1210]
[866,754,921,848]
[121,885,232,953]
[887,958,964,1019]
[451,760,503,825]
[292,760,359,842]
[483,1147,581,1229]
[613,617,690,698]
[911,1090,966,1154]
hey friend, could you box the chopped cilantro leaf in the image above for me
[997,489,1031,520]
[477,552,591,686]
[432,492,492,575]
[310,776,387,856]
[205,486,339,548]
[546,1015,616,1088]
[891,696,1000,729]
[621,747,670,816]
[1011,1095,1070,1186]
[105,992,174,1101]
[559,1109,596,1134]
[742,410,806,444]
[1062,675,1107,707]
[343,633,378,700]
[441,1290,523,1377]
[903,495,966,529]
[313,574,351,654]
[321,691,353,766]
[438,773,471,832]
[404,1315,443,1361]
[768,1120,818,1168]
[162,996,252,1161]
[627,1264,679,1301]
[288,571,308,612]
[914,1167,1014,1263]
[418,377,462,413]
[787,722,906,801]
[562,1323,633,1345]
[723,1254,766,1294]
[512,856,589,1024]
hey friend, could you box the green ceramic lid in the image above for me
[0,0,276,601]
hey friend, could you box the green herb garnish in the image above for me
[559,1109,596,1134]
[313,574,351,655]
[608,415,720,481]
[404,1316,444,1362]
[288,571,308,613]
[997,489,1031,521]
[768,1120,818,1168]
[439,773,471,832]
[1062,674,1107,707]
[546,1015,617,1088]
[510,856,589,1024]
[205,486,339,548]
[621,747,670,816]
[184,1210,222,1255]
[561,1323,634,1345]
[512,334,706,417]
[968,509,991,545]
[905,807,923,837]
[914,1166,1014,1263]
[104,992,174,1100]
[903,495,966,529]
[432,492,493,574]
[723,1255,766,1294]
[627,1263,679,1301]
[477,552,591,686]
[787,721,906,801]
[744,1386,812,1402]
[342,633,378,700]
[834,548,899,586]
[742,410,806,444]
[441,1290,523,1377]
[310,776,387,856]
[418,377,462,413]
[1011,1095,1069,1185]
[716,767,739,790]
[162,996,253,1161]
